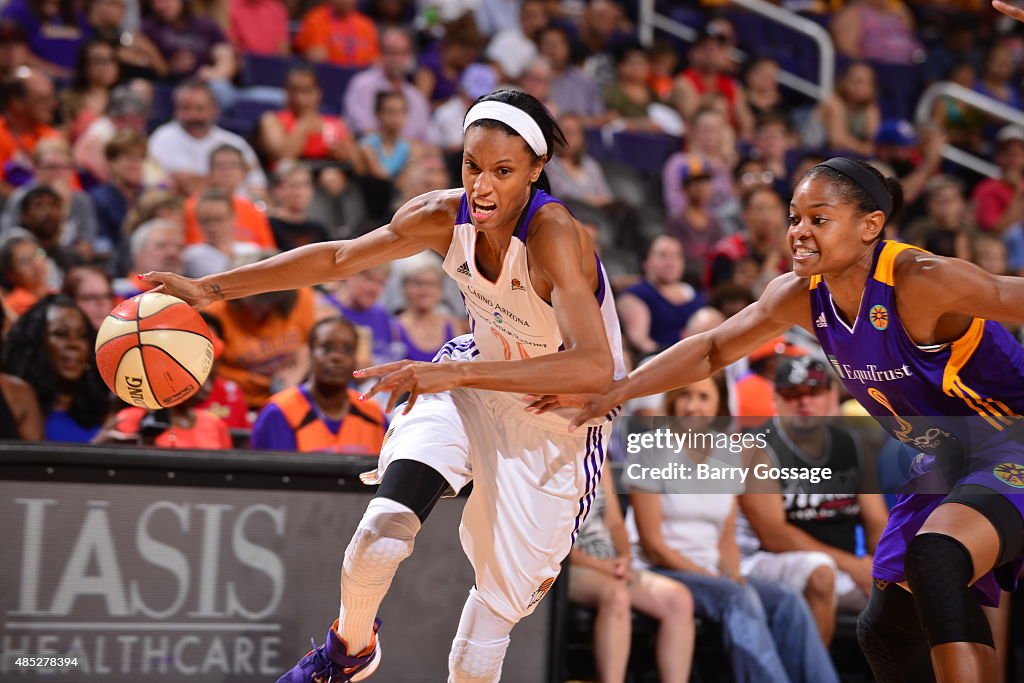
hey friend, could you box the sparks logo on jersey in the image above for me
[815,313,828,328]
[527,577,557,608]
[493,311,503,325]
[510,277,525,291]
[993,462,1024,488]
[869,305,889,331]
[457,262,471,277]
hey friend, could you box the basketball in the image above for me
[95,292,215,410]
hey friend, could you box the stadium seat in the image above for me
[229,96,280,134]
[242,53,298,89]
[313,64,361,105]
[611,131,681,176]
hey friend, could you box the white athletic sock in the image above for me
[448,588,515,683]
[338,497,420,652]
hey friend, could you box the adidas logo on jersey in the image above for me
[815,313,828,328]
[457,262,471,276]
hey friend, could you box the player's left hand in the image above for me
[355,360,461,414]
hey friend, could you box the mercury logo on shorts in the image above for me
[993,462,1024,488]
[869,304,889,331]
[527,577,556,608]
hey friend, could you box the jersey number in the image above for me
[490,327,531,360]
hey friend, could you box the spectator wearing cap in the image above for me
[902,175,976,260]
[432,63,499,154]
[732,335,807,429]
[86,130,147,256]
[227,0,289,56]
[1,139,99,262]
[739,356,890,627]
[258,66,363,172]
[973,124,1024,235]
[0,20,31,82]
[0,0,88,77]
[295,0,379,68]
[617,235,705,358]
[87,0,167,80]
[538,25,608,128]
[148,80,266,198]
[667,156,725,282]
[343,27,436,145]
[484,0,547,81]
[876,119,946,205]
[252,316,385,454]
[73,83,154,184]
[0,69,60,197]
[672,25,754,139]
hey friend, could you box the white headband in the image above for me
[463,101,548,157]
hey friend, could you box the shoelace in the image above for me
[309,637,341,683]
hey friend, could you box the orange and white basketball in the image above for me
[95,292,214,409]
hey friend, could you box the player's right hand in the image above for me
[567,378,630,432]
[139,271,214,309]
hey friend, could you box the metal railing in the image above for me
[914,81,1024,179]
[637,0,835,101]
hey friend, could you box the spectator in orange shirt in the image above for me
[0,68,60,197]
[294,0,379,68]
[97,373,232,449]
[251,316,385,454]
[205,286,316,408]
[183,144,275,247]
[228,0,289,56]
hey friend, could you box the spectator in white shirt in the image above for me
[147,79,266,199]
[432,63,499,153]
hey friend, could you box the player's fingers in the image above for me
[568,404,597,433]
[994,0,1024,20]
[360,377,390,402]
[385,377,414,413]
[354,360,406,379]
[525,395,558,413]
[402,387,420,415]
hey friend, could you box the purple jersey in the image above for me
[810,240,1024,604]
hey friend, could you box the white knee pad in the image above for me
[448,636,509,683]
[448,588,515,683]
[343,497,420,590]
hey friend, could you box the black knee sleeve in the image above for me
[857,581,936,683]
[374,459,449,523]
[904,533,994,647]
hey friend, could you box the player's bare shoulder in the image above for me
[761,271,815,331]
[389,188,463,252]
[524,200,596,285]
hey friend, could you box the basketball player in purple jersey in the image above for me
[142,89,627,683]
[553,158,1024,683]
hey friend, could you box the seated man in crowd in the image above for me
[183,144,275,248]
[112,218,184,300]
[251,316,385,454]
[148,79,265,198]
[739,357,889,643]
[0,67,59,197]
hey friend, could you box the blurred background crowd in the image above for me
[0,0,1023,678]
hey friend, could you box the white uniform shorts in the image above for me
[370,339,609,624]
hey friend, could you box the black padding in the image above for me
[904,533,994,647]
[945,483,1024,568]
[857,581,936,683]
[374,459,449,523]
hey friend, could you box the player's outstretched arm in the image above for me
[566,273,812,430]
[142,190,458,308]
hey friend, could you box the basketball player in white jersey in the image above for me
[143,89,627,683]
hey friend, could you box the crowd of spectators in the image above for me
[0,0,1022,677]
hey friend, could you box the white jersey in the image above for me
[440,189,627,406]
